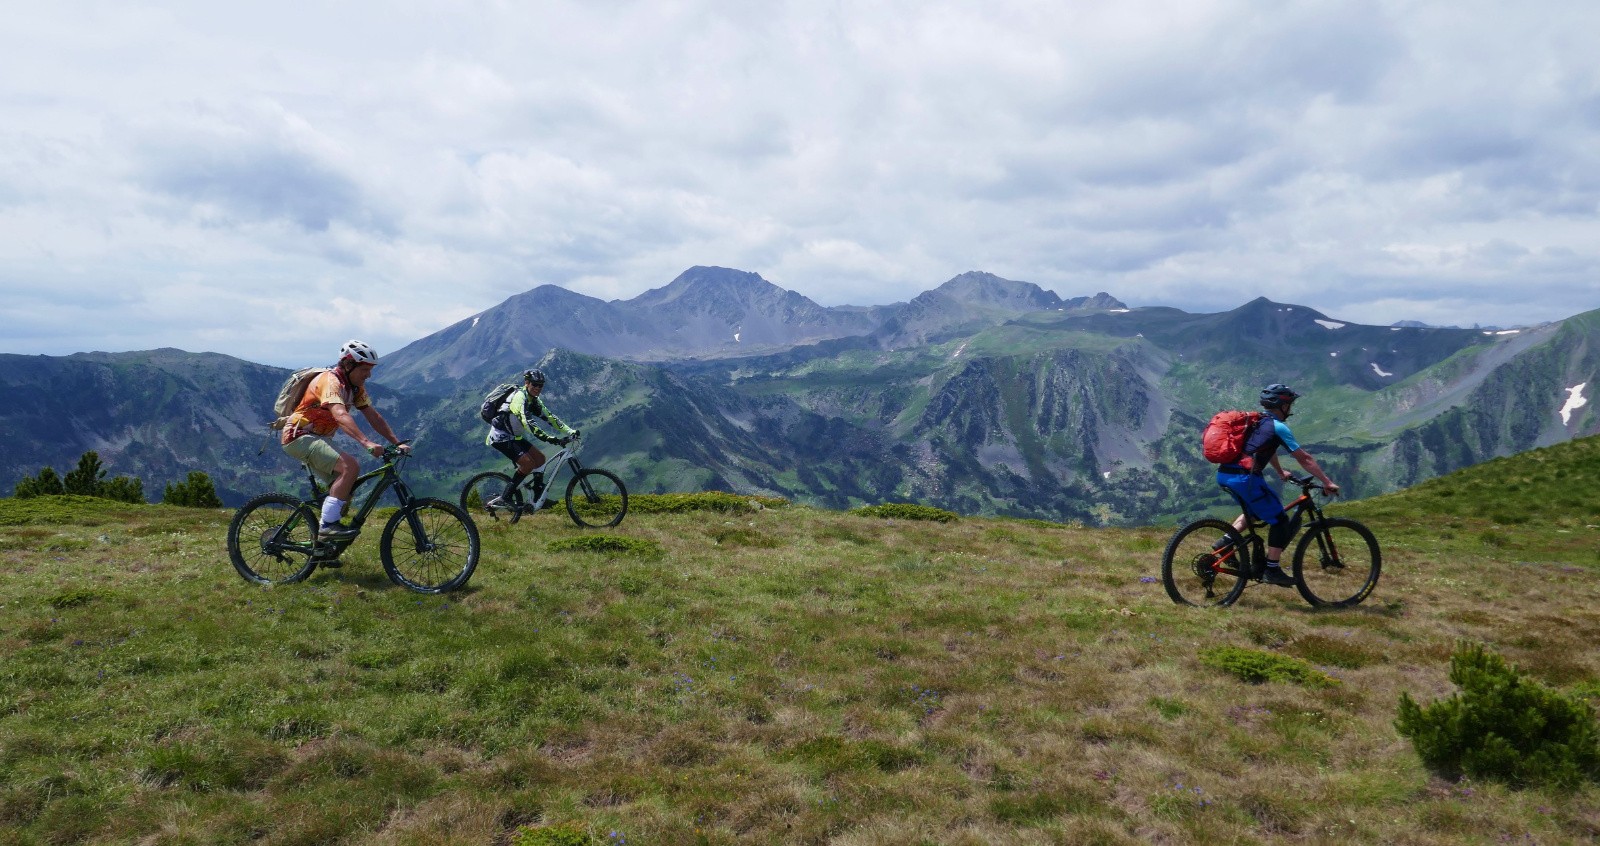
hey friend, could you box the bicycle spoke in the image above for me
[460,471,515,524]
[565,469,628,528]
[381,499,480,594]
[227,494,319,585]
[1161,519,1247,607]
[1292,518,1381,608]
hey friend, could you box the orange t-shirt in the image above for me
[280,369,371,442]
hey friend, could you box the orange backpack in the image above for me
[1201,410,1264,465]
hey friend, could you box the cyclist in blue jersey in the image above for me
[1216,384,1341,586]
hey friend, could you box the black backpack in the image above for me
[479,383,518,424]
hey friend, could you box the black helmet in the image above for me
[1259,383,1301,410]
[523,369,546,385]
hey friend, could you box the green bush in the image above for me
[13,452,143,503]
[511,821,594,846]
[163,471,223,508]
[547,535,663,557]
[13,467,65,498]
[1199,645,1339,688]
[1396,642,1600,789]
[99,476,145,504]
[627,491,787,514]
[851,502,959,523]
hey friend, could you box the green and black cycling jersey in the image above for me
[484,387,574,447]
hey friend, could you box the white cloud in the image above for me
[3,0,1600,365]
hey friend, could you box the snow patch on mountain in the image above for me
[1560,383,1588,425]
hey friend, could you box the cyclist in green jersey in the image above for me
[483,369,577,506]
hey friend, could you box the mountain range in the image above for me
[2,266,1595,523]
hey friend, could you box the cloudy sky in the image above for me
[3,1,1598,367]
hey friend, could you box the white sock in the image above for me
[321,497,344,525]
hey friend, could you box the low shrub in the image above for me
[1395,642,1600,789]
[512,821,593,846]
[1199,645,1339,688]
[626,491,787,514]
[547,535,663,558]
[851,503,959,523]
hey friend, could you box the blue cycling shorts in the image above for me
[1217,471,1287,525]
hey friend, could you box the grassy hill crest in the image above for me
[2,444,1598,843]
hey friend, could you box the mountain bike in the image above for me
[228,444,480,594]
[1161,476,1381,608]
[459,434,628,528]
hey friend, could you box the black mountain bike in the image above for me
[1161,476,1381,608]
[459,434,628,528]
[228,444,481,594]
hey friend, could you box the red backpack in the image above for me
[1201,410,1264,465]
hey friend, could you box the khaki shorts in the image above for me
[283,435,341,487]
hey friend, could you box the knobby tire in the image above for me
[565,468,628,528]
[380,498,480,594]
[1161,518,1249,607]
[460,471,521,524]
[1291,517,1381,608]
[228,493,320,586]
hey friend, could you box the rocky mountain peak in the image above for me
[934,271,1063,310]
[629,266,793,309]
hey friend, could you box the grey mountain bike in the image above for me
[459,434,628,528]
[228,444,480,594]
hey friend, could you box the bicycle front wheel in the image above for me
[228,493,320,586]
[565,469,628,528]
[460,471,520,525]
[381,498,480,594]
[1292,518,1381,608]
[1161,518,1248,607]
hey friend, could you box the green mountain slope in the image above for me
[3,290,1597,525]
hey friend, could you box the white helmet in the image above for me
[339,339,379,365]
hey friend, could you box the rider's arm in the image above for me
[360,406,408,452]
[1288,448,1339,494]
[1269,455,1292,481]
[521,395,575,442]
[328,403,383,456]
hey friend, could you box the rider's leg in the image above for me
[322,451,360,526]
[1222,473,1294,584]
[505,441,544,496]
[284,436,349,527]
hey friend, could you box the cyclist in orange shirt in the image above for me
[280,340,410,538]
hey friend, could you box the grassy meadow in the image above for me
[3,439,1600,845]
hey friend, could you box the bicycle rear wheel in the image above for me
[1161,518,1248,607]
[227,493,320,585]
[1291,518,1381,608]
[460,471,521,525]
[381,498,480,594]
[565,468,628,528]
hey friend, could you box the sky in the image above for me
[2,1,1599,367]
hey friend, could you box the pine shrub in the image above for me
[1199,645,1339,688]
[163,471,223,508]
[851,502,959,523]
[1395,642,1600,789]
[13,467,65,498]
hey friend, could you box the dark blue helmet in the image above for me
[1259,383,1301,410]
[523,369,546,385]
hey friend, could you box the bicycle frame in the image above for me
[514,437,587,508]
[300,447,427,553]
[1213,477,1331,577]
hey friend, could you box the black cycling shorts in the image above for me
[491,437,537,463]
